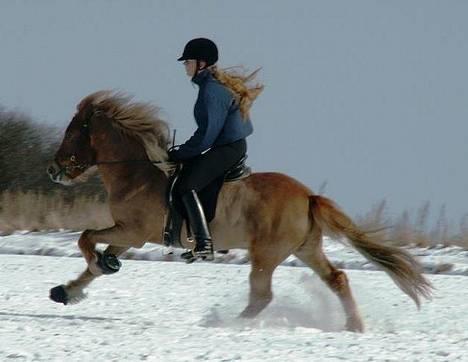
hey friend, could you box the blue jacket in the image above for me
[171,70,253,160]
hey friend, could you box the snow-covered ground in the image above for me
[0,232,467,361]
[1,230,467,275]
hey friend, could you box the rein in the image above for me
[95,159,163,165]
[52,158,164,181]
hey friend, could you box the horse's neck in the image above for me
[99,163,167,195]
[96,143,168,203]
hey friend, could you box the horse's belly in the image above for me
[176,222,248,250]
[210,222,250,250]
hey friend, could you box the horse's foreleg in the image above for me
[77,225,143,276]
[240,262,274,318]
[240,243,290,319]
[50,245,130,305]
[77,229,97,265]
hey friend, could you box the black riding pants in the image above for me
[173,138,247,221]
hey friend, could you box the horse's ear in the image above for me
[89,107,117,145]
[89,108,105,128]
[88,108,107,146]
[94,110,103,116]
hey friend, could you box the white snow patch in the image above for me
[0,255,467,361]
[0,231,467,275]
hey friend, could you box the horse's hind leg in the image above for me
[50,245,130,305]
[294,229,364,332]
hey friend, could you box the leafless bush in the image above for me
[0,107,113,233]
[0,107,104,197]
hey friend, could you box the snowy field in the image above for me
[0,232,467,361]
[1,230,467,276]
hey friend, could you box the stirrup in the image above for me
[181,240,214,263]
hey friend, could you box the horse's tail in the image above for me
[308,195,433,308]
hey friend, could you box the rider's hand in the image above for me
[167,148,181,162]
[163,147,181,176]
[160,160,178,176]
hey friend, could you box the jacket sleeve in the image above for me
[170,89,231,161]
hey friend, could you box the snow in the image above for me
[1,231,467,276]
[0,232,467,361]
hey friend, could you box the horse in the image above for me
[46,90,432,332]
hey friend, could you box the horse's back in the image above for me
[219,171,312,211]
[244,171,313,198]
[213,172,313,248]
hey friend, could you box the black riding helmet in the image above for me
[177,38,218,66]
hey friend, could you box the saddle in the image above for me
[224,155,251,182]
[163,155,251,248]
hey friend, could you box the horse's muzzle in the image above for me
[47,161,64,183]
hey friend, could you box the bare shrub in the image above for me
[0,108,105,197]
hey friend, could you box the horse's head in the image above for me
[47,102,98,185]
[47,90,171,185]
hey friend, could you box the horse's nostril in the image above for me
[47,164,58,176]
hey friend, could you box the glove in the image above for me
[167,148,182,162]
[161,161,178,176]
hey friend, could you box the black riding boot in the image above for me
[163,206,183,248]
[180,190,214,262]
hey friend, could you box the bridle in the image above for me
[54,157,163,179]
[50,112,163,180]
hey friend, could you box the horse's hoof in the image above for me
[239,306,258,319]
[96,251,121,274]
[345,320,364,333]
[50,285,68,305]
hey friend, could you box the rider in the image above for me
[168,38,263,262]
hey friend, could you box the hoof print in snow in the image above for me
[50,285,68,305]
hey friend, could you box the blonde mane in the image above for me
[78,90,171,173]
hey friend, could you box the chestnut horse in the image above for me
[47,91,432,332]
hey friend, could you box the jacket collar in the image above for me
[192,69,212,85]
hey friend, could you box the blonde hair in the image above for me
[209,66,264,120]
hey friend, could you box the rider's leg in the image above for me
[176,139,247,261]
[163,204,184,247]
[180,189,214,261]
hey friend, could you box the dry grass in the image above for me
[357,200,468,249]
[0,192,467,249]
[0,191,112,233]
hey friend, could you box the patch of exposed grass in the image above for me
[1,192,467,249]
[356,200,468,249]
[0,190,112,233]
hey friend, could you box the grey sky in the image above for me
[1,0,467,223]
